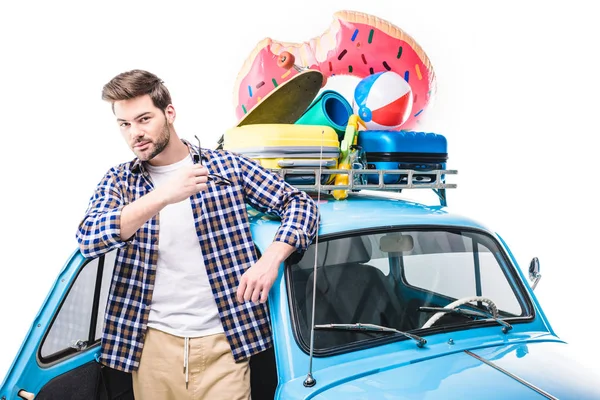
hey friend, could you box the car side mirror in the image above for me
[528,257,542,290]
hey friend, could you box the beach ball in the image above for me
[353,71,413,130]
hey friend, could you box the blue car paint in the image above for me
[472,342,600,399]
[494,232,557,336]
[1,193,598,399]
[307,350,547,400]
[272,331,573,399]
[268,256,559,399]
[248,195,593,399]
[0,250,101,398]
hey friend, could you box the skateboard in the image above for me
[217,52,325,149]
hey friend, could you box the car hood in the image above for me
[308,341,599,399]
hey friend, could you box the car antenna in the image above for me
[303,129,325,388]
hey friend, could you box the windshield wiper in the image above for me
[314,323,427,347]
[419,306,513,334]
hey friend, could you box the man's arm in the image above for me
[77,164,209,258]
[236,241,296,303]
[234,154,320,303]
[76,169,133,259]
[237,155,320,251]
[118,190,167,241]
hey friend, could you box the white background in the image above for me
[1,0,598,381]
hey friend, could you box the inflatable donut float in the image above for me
[232,10,436,130]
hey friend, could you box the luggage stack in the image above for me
[357,130,448,186]
[222,124,341,185]
[222,122,453,197]
[220,86,455,205]
[220,32,457,204]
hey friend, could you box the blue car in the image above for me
[1,169,598,399]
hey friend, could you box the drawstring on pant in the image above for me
[183,337,189,389]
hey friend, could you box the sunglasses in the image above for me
[192,135,233,186]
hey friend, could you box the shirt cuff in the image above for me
[273,225,308,251]
[103,205,129,245]
[80,205,131,258]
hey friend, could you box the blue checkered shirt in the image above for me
[76,140,319,373]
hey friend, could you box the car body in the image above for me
[1,178,598,399]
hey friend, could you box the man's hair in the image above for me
[101,69,172,112]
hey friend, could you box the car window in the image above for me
[39,250,116,363]
[287,229,530,355]
[403,233,522,315]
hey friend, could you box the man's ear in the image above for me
[165,104,176,124]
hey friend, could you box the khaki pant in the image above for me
[132,328,251,400]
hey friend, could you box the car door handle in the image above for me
[69,339,89,351]
[18,389,35,400]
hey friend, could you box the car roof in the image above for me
[248,190,493,241]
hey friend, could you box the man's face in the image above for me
[114,94,174,162]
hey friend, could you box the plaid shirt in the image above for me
[76,139,319,373]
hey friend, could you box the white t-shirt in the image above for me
[145,154,224,338]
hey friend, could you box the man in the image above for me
[76,69,319,399]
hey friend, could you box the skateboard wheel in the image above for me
[277,51,295,69]
[321,74,328,88]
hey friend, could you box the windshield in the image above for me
[287,228,531,353]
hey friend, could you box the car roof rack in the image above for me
[269,167,457,207]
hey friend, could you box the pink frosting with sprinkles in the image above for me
[234,12,436,130]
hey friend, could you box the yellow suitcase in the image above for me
[222,124,340,185]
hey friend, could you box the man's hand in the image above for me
[236,242,296,304]
[157,164,209,205]
[119,164,208,240]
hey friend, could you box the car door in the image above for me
[0,249,133,400]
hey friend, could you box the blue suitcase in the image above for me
[357,130,448,185]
